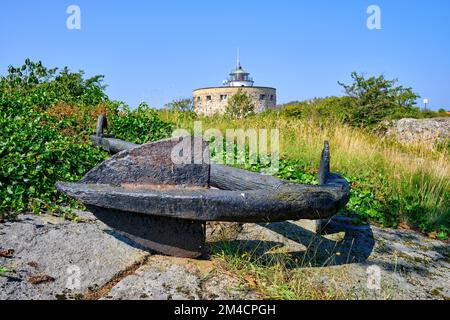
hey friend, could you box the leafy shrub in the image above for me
[281,97,353,122]
[338,72,420,126]
[0,60,176,219]
[280,73,446,127]
[281,104,303,118]
[0,105,107,217]
[1,59,108,108]
[164,98,195,113]
[0,59,111,218]
[109,103,174,144]
[45,102,109,140]
[225,89,255,119]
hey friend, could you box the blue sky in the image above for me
[1,1,449,109]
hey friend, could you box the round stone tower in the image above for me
[193,56,276,116]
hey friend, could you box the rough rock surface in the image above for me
[102,256,257,300]
[384,117,450,146]
[1,212,448,300]
[0,213,147,300]
[233,217,450,300]
[0,212,255,300]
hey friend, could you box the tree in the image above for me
[0,59,108,108]
[280,96,354,122]
[338,72,420,126]
[164,98,194,113]
[225,89,255,119]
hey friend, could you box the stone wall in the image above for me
[193,87,277,116]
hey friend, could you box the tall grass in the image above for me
[158,110,449,234]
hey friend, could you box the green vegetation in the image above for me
[0,60,172,218]
[279,73,448,128]
[108,103,173,144]
[1,59,448,240]
[0,60,108,217]
[0,266,8,276]
[225,88,255,119]
[159,112,449,239]
[338,72,420,126]
[211,241,349,300]
[164,98,195,113]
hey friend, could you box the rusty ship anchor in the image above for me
[56,115,350,258]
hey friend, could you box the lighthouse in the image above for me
[193,53,276,115]
[223,52,255,87]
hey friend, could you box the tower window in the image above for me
[206,95,212,101]
[220,95,227,101]
[260,94,266,100]
[270,95,274,101]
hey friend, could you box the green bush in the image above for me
[164,98,195,113]
[281,104,303,118]
[0,111,106,215]
[0,60,176,219]
[338,72,420,126]
[109,103,174,144]
[225,89,255,119]
[281,96,353,123]
[280,73,447,127]
[1,59,108,108]
[0,59,111,218]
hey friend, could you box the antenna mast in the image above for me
[237,48,240,69]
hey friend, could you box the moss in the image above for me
[403,240,431,252]
[176,286,196,300]
[431,287,443,297]
[430,287,449,300]
[396,251,430,266]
